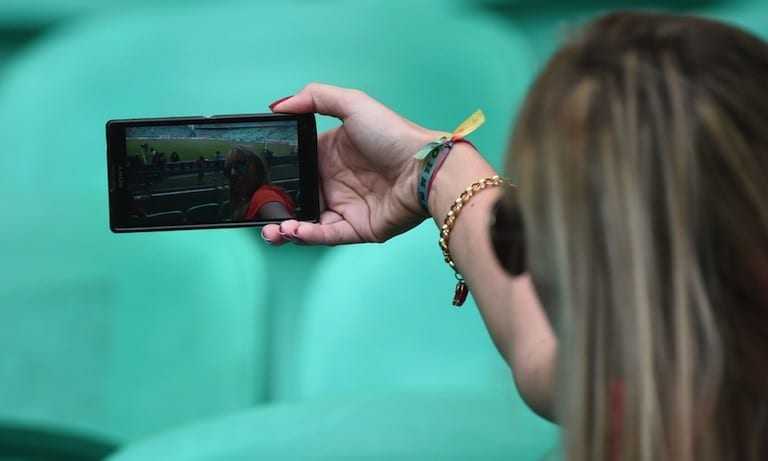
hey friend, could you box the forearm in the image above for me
[427,142,557,421]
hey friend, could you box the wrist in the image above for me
[427,141,498,223]
[399,127,450,219]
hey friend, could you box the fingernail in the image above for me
[269,95,293,111]
[261,229,274,245]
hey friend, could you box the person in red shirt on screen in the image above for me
[225,145,295,221]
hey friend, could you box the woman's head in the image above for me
[501,11,768,460]
[225,145,269,205]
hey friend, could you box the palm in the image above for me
[315,124,426,243]
[262,83,439,246]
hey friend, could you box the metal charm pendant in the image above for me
[452,279,468,307]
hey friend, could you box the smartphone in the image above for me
[106,113,319,232]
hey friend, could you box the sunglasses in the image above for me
[489,193,527,277]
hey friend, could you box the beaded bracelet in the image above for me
[440,175,516,307]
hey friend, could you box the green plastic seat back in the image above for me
[0,0,537,445]
[110,391,557,461]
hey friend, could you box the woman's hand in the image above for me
[261,84,558,421]
[261,83,443,245]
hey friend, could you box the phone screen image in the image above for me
[107,114,318,232]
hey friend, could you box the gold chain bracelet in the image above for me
[439,175,515,307]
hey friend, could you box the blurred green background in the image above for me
[0,0,765,459]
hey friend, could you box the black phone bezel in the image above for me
[106,113,319,233]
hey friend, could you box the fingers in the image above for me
[261,223,292,246]
[286,220,358,245]
[261,213,361,246]
[261,221,309,246]
[269,82,364,120]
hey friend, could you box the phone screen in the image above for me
[107,113,318,232]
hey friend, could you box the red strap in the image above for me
[609,380,625,460]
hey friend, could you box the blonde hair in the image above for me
[507,11,768,461]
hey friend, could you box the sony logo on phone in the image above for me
[116,165,126,189]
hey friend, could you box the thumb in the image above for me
[269,82,361,120]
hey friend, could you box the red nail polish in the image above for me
[269,95,293,111]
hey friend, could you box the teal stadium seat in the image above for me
[4,0,767,459]
[0,0,557,458]
[112,392,555,461]
[0,0,205,28]
[702,0,768,36]
[112,1,768,457]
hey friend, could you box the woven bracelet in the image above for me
[414,110,486,213]
[417,139,452,212]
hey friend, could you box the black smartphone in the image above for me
[106,113,319,232]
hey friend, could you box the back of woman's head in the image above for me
[506,11,768,461]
